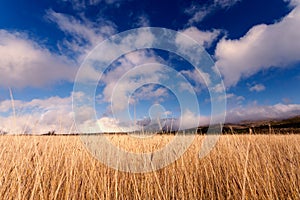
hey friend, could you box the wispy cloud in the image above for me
[249,84,266,92]
[46,9,116,62]
[176,27,221,49]
[56,0,124,11]
[180,69,211,93]
[185,0,241,25]
[133,14,151,27]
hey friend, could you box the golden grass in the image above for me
[0,134,299,199]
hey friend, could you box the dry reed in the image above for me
[0,134,299,199]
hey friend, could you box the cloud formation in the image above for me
[285,0,300,6]
[133,14,151,27]
[56,0,123,11]
[249,84,266,92]
[185,0,241,24]
[0,30,76,88]
[215,3,300,87]
[180,69,211,93]
[100,50,162,99]
[0,95,74,134]
[226,103,300,123]
[46,9,116,61]
[176,27,220,49]
[1,92,300,134]
[0,93,133,134]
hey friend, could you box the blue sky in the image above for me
[1,0,300,133]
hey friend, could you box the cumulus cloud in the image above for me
[215,4,300,87]
[0,95,75,134]
[0,30,76,88]
[97,117,136,132]
[0,93,129,134]
[179,109,201,129]
[2,93,300,134]
[249,84,266,92]
[0,90,164,134]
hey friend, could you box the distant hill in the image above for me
[196,115,300,134]
[28,115,300,136]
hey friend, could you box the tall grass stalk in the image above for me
[0,134,299,199]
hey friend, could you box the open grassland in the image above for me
[0,134,299,200]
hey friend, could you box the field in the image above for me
[0,134,299,199]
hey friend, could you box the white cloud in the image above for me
[177,109,212,128]
[225,93,245,107]
[0,93,117,134]
[180,69,211,92]
[206,92,244,106]
[226,103,300,123]
[179,109,200,129]
[185,0,241,24]
[214,0,241,7]
[176,27,220,49]
[71,27,163,119]
[0,92,141,134]
[131,85,169,104]
[0,95,75,134]
[215,4,300,87]
[187,10,209,25]
[212,83,225,93]
[97,117,136,132]
[121,28,155,49]
[2,94,300,134]
[46,9,116,61]
[285,0,300,7]
[98,50,164,111]
[178,82,194,94]
[74,28,156,84]
[249,84,266,92]
[56,0,123,11]
[236,95,245,102]
[164,110,172,116]
[134,14,150,27]
[109,64,167,111]
[46,9,114,44]
[0,30,76,88]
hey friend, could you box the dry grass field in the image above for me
[0,134,299,199]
